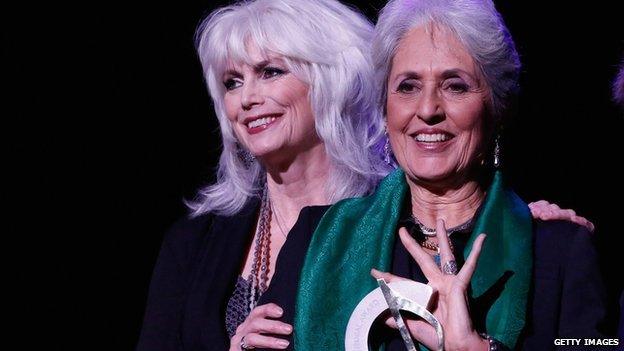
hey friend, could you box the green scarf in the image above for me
[294,169,533,350]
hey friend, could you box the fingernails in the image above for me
[276,307,283,316]
[283,325,293,333]
[277,340,290,348]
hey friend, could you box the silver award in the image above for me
[345,279,443,351]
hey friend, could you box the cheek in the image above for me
[280,83,314,128]
[386,95,412,132]
[223,94,239,122]
[451,107,485,160]
[446,97,486,129]
[386,100,411,163]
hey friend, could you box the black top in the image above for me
[136,200,329,351]
[137,201,607,351]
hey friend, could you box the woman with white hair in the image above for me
[136,0,594,350]
[137,1,387,350]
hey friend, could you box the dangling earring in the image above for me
[493,134,501,169]
[236,142,255,168]
[383,129,392,165]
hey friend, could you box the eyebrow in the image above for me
[394,71,421,80]
[224,69,241,78]
[440,69,475,80]
[223,59,284,78]
[392,68,477,86]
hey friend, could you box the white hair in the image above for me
[189,0,388,216]
[373,0,521,123]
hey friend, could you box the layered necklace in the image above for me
[410,214,475,238]
[406,214,475,266]
[246,186,273,311]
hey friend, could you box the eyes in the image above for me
[395,77,471,95]
[262,67,286,79]
[223,66,287,91]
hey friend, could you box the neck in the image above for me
[264,142,331,231]
[407,176,485,229]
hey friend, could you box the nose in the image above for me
[416,87,444,124]
[241,79,264,110]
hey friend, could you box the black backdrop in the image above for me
[7,0,623,349]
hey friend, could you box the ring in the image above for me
[442,260,458,275]
[241,335,255,350]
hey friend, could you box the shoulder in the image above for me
[533,219,597,271]
[159,212,215,263]
[533,219,594,251]
[162,197,262,253]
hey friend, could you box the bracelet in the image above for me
[479,333,508,351]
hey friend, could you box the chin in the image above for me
[245,138,282,155]
[405,163,455,184]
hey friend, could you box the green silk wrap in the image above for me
[294,169,533,350]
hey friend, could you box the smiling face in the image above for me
[386,24,491,186]
[222,44,318,162]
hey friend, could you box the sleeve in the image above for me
[135,216,210,351]
[558,224,608,339]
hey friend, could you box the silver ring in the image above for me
[442,260,458,275]
[241,335,255,350]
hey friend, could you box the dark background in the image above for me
[7,0,623,349]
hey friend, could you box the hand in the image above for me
[229,303,292,350]
[528,200,595,232]
[371,220,488,351]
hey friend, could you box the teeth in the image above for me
[414,133,450,142]
[247,117,276,129]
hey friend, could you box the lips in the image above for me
[242,114,282,134]
[247,116,276,129]
[410,129,455,151]
[414,133,452,142]
[412,128,455,142]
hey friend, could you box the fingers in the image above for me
[245,318,292,336]
[561,209,576,217]
[530,201,595,233]
[371,268,407,283]
[548,203,562,212]
[399,227,440,278]
[529,200,562,220]
[384,315,398,329]
[456,234,486,284]
[571,215,595,232]
[249,303,284,319]
[242,333,290,349]
[435,219,455,269]
[232,303,292,350]
[528,200,550,217]
[543,207,576,221]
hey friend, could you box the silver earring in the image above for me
[236,142,255,168]
[383,131,392,165]
[493,134,501,169]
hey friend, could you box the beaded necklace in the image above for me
[246,186,272,310]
